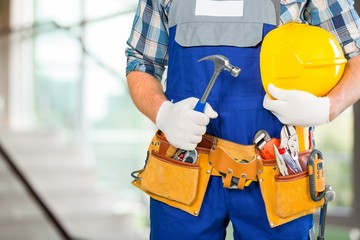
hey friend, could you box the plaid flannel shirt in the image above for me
[126,0,360,80]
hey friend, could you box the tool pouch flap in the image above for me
[131,130,213,216]
[258,150,324,228]
[209,142,261,189]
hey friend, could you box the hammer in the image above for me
[194,54,241,111]
[166,54,241,158]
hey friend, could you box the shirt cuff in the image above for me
[125,48,166,81]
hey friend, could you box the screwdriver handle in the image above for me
[166,145,178,158]
[194,100,206,112]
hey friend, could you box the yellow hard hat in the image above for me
[260,23,347,97]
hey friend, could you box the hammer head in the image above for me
[198,54,241,77]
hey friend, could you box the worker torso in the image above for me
[165,0,285,144]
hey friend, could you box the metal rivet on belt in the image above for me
[211,146,216,151]
[209,161,212,165]
[227,168,233,174]
[259,178,263,182]
[241,174,246,178]
[206,170,210,174]
[194,211,198,216]
[257,170,262,175]
[270,222,274,227]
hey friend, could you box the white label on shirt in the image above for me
[195,0,244,17]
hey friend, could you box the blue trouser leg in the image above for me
[150,177,313,240]
[227,181,314,240]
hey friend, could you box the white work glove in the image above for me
[156,97,218,150]
[263,84,330,127]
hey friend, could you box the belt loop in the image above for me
[271,0,281,26]
[237,176,247,190]
[223,170,233,188]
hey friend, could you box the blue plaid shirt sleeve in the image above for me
[125,0,170,80]
[304,0,360,59]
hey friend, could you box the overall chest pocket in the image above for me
[169,0,277,48]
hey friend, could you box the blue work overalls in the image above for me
[150,0,314,239]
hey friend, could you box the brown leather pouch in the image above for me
[258,151,324,228]
[141,150,200,205]
[208,138,262,189]
[131,130,213,216]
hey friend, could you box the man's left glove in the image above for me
[263,84,330,127]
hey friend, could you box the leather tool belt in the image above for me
[131,130,325,227]
[131,130,259,216]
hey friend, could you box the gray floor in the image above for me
[0,130,148,240]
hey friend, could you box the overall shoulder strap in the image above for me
[271,0,281,26]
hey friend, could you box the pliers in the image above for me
[280,125,299,160]
[274,145,289,176]
[279,125,302,173]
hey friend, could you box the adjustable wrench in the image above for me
[253,129,280,160]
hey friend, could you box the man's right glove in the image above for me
[156,97,218,150]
